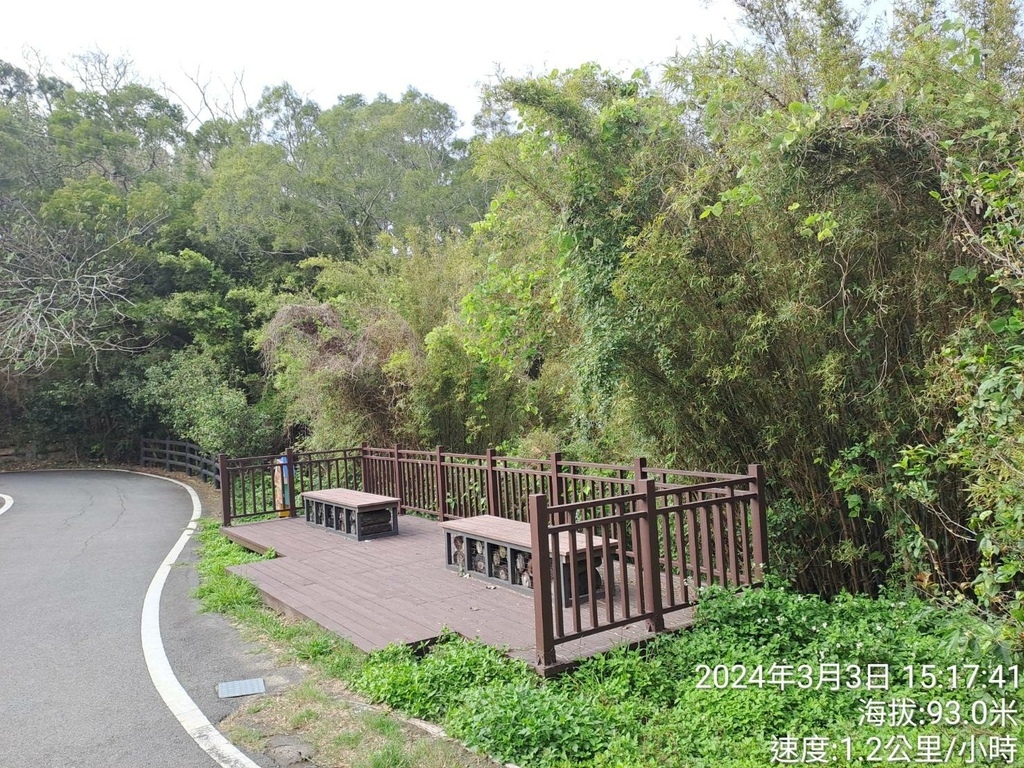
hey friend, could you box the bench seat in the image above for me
[439,515,615,605]
[301,488,400,541]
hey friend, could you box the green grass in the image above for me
[352,582,1024,768]
[192,518,1022,768]
[192,518,269,614]
[288,707,321,728]
[332,731,364,749]
[360,712,402,738]
[355,743,410,768]
[224,724,266,750]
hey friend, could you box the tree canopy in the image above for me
[5,0,1024,648]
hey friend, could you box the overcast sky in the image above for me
[2,1,744,128]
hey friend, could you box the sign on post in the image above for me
[273,455,291,517]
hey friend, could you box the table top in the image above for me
[300,488,400,510]
[440,514,615,555]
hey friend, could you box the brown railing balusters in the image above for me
[601,523,615,623]
[617,516,631,619]
[434,446,447,520]
[739,497,751,585]
[673,499,688,603]
[484,449,498,517]
[726,485,739,586]
[549,451,561,514]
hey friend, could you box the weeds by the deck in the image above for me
[194,520,1023,768]
[354,582,1024,768]
[220,675,496,768]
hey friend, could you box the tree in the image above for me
[194,85,489,272]
[0,185,160,372]
[307,89,483,242]
[135,349,278,456]
[0,60,67,198]
[48,81,185,189]
[195,141,334,265]
[462,4,1024,602]
[0,61,34,104]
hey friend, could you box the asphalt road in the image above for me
[0,470,299,768]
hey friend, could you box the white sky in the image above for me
[2,1,744,129]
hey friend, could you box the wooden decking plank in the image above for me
[223,514,695,667]
[259,562,316,587]
[309,577,442,636]
[314,599,437,647]
[266,556,330,583]
[319,589,438,637]
[297,607,383,651]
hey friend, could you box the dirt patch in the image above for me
[222,675,500,768]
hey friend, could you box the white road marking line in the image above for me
[0,494,12,516]
[109,469,263,768]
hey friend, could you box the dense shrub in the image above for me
[354,631,534,721]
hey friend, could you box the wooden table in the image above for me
[439,515,614,606]
[301,488,400,541]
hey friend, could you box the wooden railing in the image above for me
[219,448,361,525]
[531,466,767,671]
[530,488,652,665]
[219,445,763,529]
[217,443,766,672]
[141,438,220,487]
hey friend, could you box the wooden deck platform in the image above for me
[223,516,695,670]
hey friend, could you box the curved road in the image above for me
[0,470,290,768]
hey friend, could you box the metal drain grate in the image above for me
[217,678,266,698]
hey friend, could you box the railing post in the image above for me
[285,447,297,517]
[748,463,768,582]
[393,444,404,514]
[485,448,499,517]
[164,437,171,471]
[529,494,556,670]
[633,456,648,484]
[359,442,369,493]
[140,438,146,468]
[435,446,448,520]
[219,453,231,527]
[638,477,665,633]
[548,451,563,523]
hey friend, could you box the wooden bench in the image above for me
[301,488,400,541]
[439,515,614,606]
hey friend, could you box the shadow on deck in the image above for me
[224,516,695,672]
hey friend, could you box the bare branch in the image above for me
[0,197,156,373]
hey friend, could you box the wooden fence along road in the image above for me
[142,440,766,672]
[140,438,220,487]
